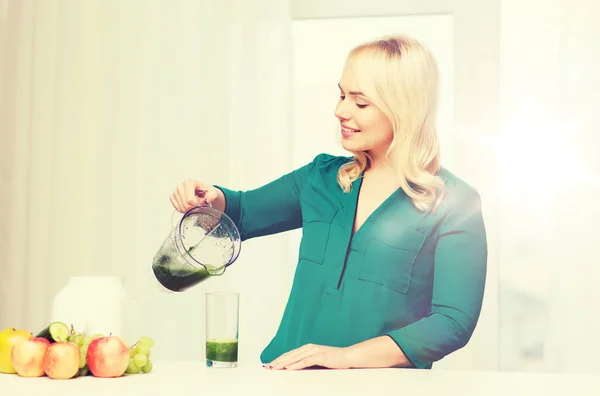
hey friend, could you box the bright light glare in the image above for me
[481,116,594,214]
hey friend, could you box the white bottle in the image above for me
[50,276,139,344]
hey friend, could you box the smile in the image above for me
[341,126,360,137]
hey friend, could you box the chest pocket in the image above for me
[298,205,338,265]
[358,227,427,294]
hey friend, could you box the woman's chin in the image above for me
[340,138,363,152]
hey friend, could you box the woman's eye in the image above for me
[356,104,368,109]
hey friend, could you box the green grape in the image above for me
[74,334,84,347]
[138,336,155,348]
[79,349,87,369]
[141,359,153,374]
[126,359,141,374]
[130,348,137,358]
[81,344,89,357]
[146,349,151,358]
[68,332,83,344]
[83,336,92,345]
[133,353,147,368]
[135,343,150,356]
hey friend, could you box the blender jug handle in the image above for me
[171,189,213,229]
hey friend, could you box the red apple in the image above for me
[86,336,129,378]
[11,337,50,377]
[43,342,80,379]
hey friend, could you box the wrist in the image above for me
[343,345,362,369]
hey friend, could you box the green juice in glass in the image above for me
[206,339,238,365]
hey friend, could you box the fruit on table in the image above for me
[0,328,33,374]
[11,337,50,377]
[2,321,156,379]
[86,335,130,378]
[36,322,71,343]
[66,326,104,377]
[126,336,155,375]
[43,341,80,379]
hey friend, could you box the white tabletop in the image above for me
[1,361,599,395]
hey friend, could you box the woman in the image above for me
[170,35,487,370]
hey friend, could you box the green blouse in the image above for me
[216,153,487,369]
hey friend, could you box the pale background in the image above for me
[1,0,599,374]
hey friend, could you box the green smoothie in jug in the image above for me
[152,253,211,292]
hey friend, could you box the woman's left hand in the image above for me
[264,344,353,370]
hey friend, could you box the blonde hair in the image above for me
[336,35,445,212]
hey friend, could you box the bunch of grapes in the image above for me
[67,327,103,377]
[126,336,154,374]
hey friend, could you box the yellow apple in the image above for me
[0,328,33,373]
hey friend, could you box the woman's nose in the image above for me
[334,100,350,120]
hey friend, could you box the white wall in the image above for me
[498,0,600,374]
[0,0,295,366]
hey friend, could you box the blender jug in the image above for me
[152,201,241,292]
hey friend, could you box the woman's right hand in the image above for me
[170,180,220,213]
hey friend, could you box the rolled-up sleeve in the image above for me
[386,189,488,369]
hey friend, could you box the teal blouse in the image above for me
[216,153,487,369]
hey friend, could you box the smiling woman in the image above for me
[170,34,488,370]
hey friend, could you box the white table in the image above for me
[1,361,599,395]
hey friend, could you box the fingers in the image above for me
[204,189,218,205]
[184,180,200,207]
[170,194,183,213]
[170,180,216,213]
[267,347,301,368]
[268,344,316,370]
[175,183,188,212]
[194,189,212,207]
[170,181,195,213]
[285,356,318,371]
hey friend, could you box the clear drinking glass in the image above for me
[205,292,239,368]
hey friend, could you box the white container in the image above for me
[50,276,139,344]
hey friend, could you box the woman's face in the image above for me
[333,59,394,160]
